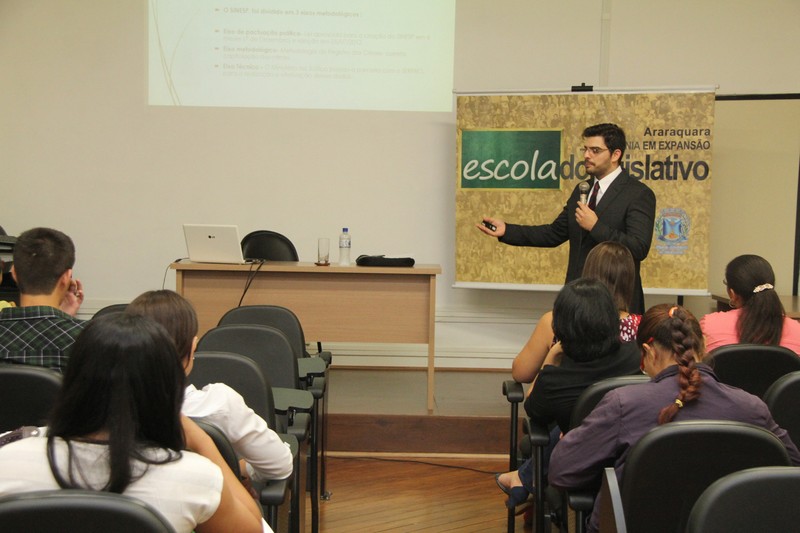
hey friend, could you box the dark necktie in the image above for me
[588,181,600,210]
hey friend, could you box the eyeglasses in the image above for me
[578,146,609,155]
[723,279,727,286]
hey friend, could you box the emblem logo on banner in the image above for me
[655,208,690,256]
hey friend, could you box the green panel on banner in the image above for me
[460,129,562,190]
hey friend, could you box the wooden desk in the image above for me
[172,261,442,412]
[711,293,800,320]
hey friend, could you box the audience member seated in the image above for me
[495,278,641,507]
[511,241,640,391]
[549,304,800,533]
[127,290,293,485]
[0,313,263,533]
[701,254,800,354]
[0,228,85,373]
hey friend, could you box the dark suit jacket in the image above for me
[499,169,655,314]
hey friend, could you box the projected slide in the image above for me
[148,0,455,112]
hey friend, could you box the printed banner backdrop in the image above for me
[455,91,714,294]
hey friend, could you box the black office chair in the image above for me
[597,420,792,533]
[0,227,18,305]
[241,230,299,262]
[0,489,175,532]
[763,370,800,445]
[189,351,299,533]
[92,303,128,319]
[192,419,241,478]
[219,304,331,366]
[218,305,331,509]
[501,374,648,533]
[685,466,800,533]
[0,365,62,432]
[197,323,319,533]
[556,375,650,533]
[706,343,800,398]
[238,231,328,358]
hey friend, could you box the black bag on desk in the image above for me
[356,255,415,267]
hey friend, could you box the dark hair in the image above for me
[637,304,705,424]
[127,290,198,363]
[583,123,626,159]
[12,227,75,294]
[725,255,785,345]
[46,313,186,493]
[582,242,635,312]
[552,278,621,362]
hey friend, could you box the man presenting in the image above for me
[0,227,85,373]
[477,123,655,314]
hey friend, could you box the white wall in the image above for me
[2,1,799,369]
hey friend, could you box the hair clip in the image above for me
[668,306,678,318]
[674,399,684,408]
[753,283,774,293]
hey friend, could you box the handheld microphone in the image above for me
[578,181,591,205]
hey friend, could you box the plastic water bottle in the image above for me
[338,227,351,266]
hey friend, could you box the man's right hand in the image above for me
[60,278,84,317]
[476,217,506,237]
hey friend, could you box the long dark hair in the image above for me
[46,313,186,493]
[725,255,785,345]
[552,278,621,362]
[637,304,705,424]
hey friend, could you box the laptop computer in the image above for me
[182,224,247,264]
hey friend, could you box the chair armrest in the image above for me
[273,388,314,414]
[286,413,310,442]
[503,380,525,403]
[259,478,289,506]
[298,357,327,379]
[278,433,299,458]
[305,346,332,367]
[307,377,325,399]
[598,467,626,533]
[524,418,553,448]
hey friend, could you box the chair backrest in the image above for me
[189,350,279,430]
[706,343,800,397]
[686,466,800,533]
[763,370,800,445]
[92,303,129,319]
[197,324,300,390]
[218,305,306,360]
[620,420,792,533]
[0,489,176,532]
[240,230,299,262]
[0,365,62,432]
[569,375,650,429]
[192,418,240,476]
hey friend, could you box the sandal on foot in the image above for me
[505,485,531,509]
[494,473,511,496]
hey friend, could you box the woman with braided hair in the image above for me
[548,304,800,533]
[701,254,800,354]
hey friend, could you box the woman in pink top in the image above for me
[701,255,800,354]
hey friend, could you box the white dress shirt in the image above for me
[183,383,293,481]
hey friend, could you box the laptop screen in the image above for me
[182,224,246,264]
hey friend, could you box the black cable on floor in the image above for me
[327,455,500,475]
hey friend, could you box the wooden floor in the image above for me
[308,455,536,532]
